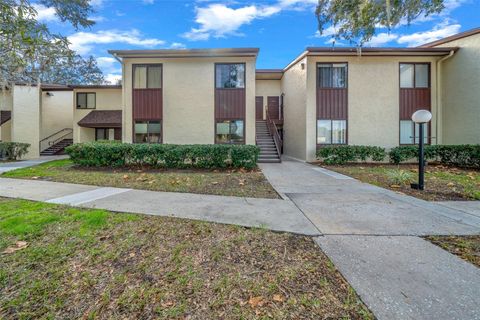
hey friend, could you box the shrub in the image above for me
[316,145,386,165]
[386,169,413,185]
[435,145,480,168]
[66,142,260,169]
[0,142,30,160]
[388,145,480,168]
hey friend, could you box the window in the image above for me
[318,63,347,88]
[216,120,244,144]
[317,120,346,144]
[134,121,161,143]
[400,63,429,88]
[215,64,245,88]
[76,93,95,109]
[400,120,428,144]
[134,65,162,89]
[95,128,109,141]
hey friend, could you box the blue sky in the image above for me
[34,0,480,83]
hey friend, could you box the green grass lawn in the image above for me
[323,164,480,201]
[0,198,372,319]
[2,159,279,199]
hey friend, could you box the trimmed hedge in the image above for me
[65,142,260,169]
[316,144,480,168]
[316,145,386,165]
[389,144,480,168]
[0,142,30,160]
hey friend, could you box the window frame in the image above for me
[215,119,245,144]
[399,62,430,89]
[134,120,162,144]
[76,92,96,109]
[399,119,430,145]
[95,128,109,141]
[132,64,163,89]
[214,63,246,89]
[317,63,348,89]
[316,119,348,145]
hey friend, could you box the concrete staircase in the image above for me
[256,120,281,163]
[40,139,73,156]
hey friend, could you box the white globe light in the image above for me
[412,110,432,123]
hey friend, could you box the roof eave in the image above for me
[108,48,259,59]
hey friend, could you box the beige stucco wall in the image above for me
[40,90,73,139]
[281,57,307,160]
[305,55,440,161]
[1,121,12,142]
[255,79,281,120]
[11,85,40,158]
[0,90,13,141]
[72,88,122,143]
[433,34,480,144]
[122,57,256,145]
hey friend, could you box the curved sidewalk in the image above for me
[260,159,480,320]
[0,177,319,236]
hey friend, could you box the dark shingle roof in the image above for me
[77,110,122,128]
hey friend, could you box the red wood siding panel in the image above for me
[267,96,280,120]
[399,88,431,120]
[215,88,245,119]
[255,96,264,120]
[133,88,163,120]
[317,88,348,119]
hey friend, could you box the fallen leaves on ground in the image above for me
[2,241,29,254]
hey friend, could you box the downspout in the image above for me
[436,50,455,145]
[111,53,125,141]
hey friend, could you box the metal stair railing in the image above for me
[39,128,73,152]
[265,107,282,161]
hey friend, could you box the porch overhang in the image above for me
[77,110,122,128]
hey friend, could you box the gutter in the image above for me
[111,52,122,64]
[435,49,455,144]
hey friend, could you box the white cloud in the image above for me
[315,25,339,38]
[169,42,186,49]
[183,0,318,41]
[364,32,398,46]
[68,29,165,55]
[397,23,461,47]
[96,56,121,74]
[33,4,57,22]
[182,4,280,40]
[104,73,122,85]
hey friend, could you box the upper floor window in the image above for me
[318,63,347,88]
[134,65,162,89]
[76,92,95,109]
[215,64,245,89]
[400,63,429,88]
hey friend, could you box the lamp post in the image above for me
[411,110,432,190]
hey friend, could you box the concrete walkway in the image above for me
[260,160,480,320]
[0,155,68,173]
[0,178,319,236]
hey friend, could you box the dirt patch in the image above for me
[323,163,480,201]
[2,159,280,199]
[425,235,480,268]
[0,198,372,319]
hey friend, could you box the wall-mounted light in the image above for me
[46,92,54,97]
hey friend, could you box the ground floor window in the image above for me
[95,128,109,141]
[134,121,161,143]
[317,119,346,144]
[216,120,244,144]
[400,120,428,144]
